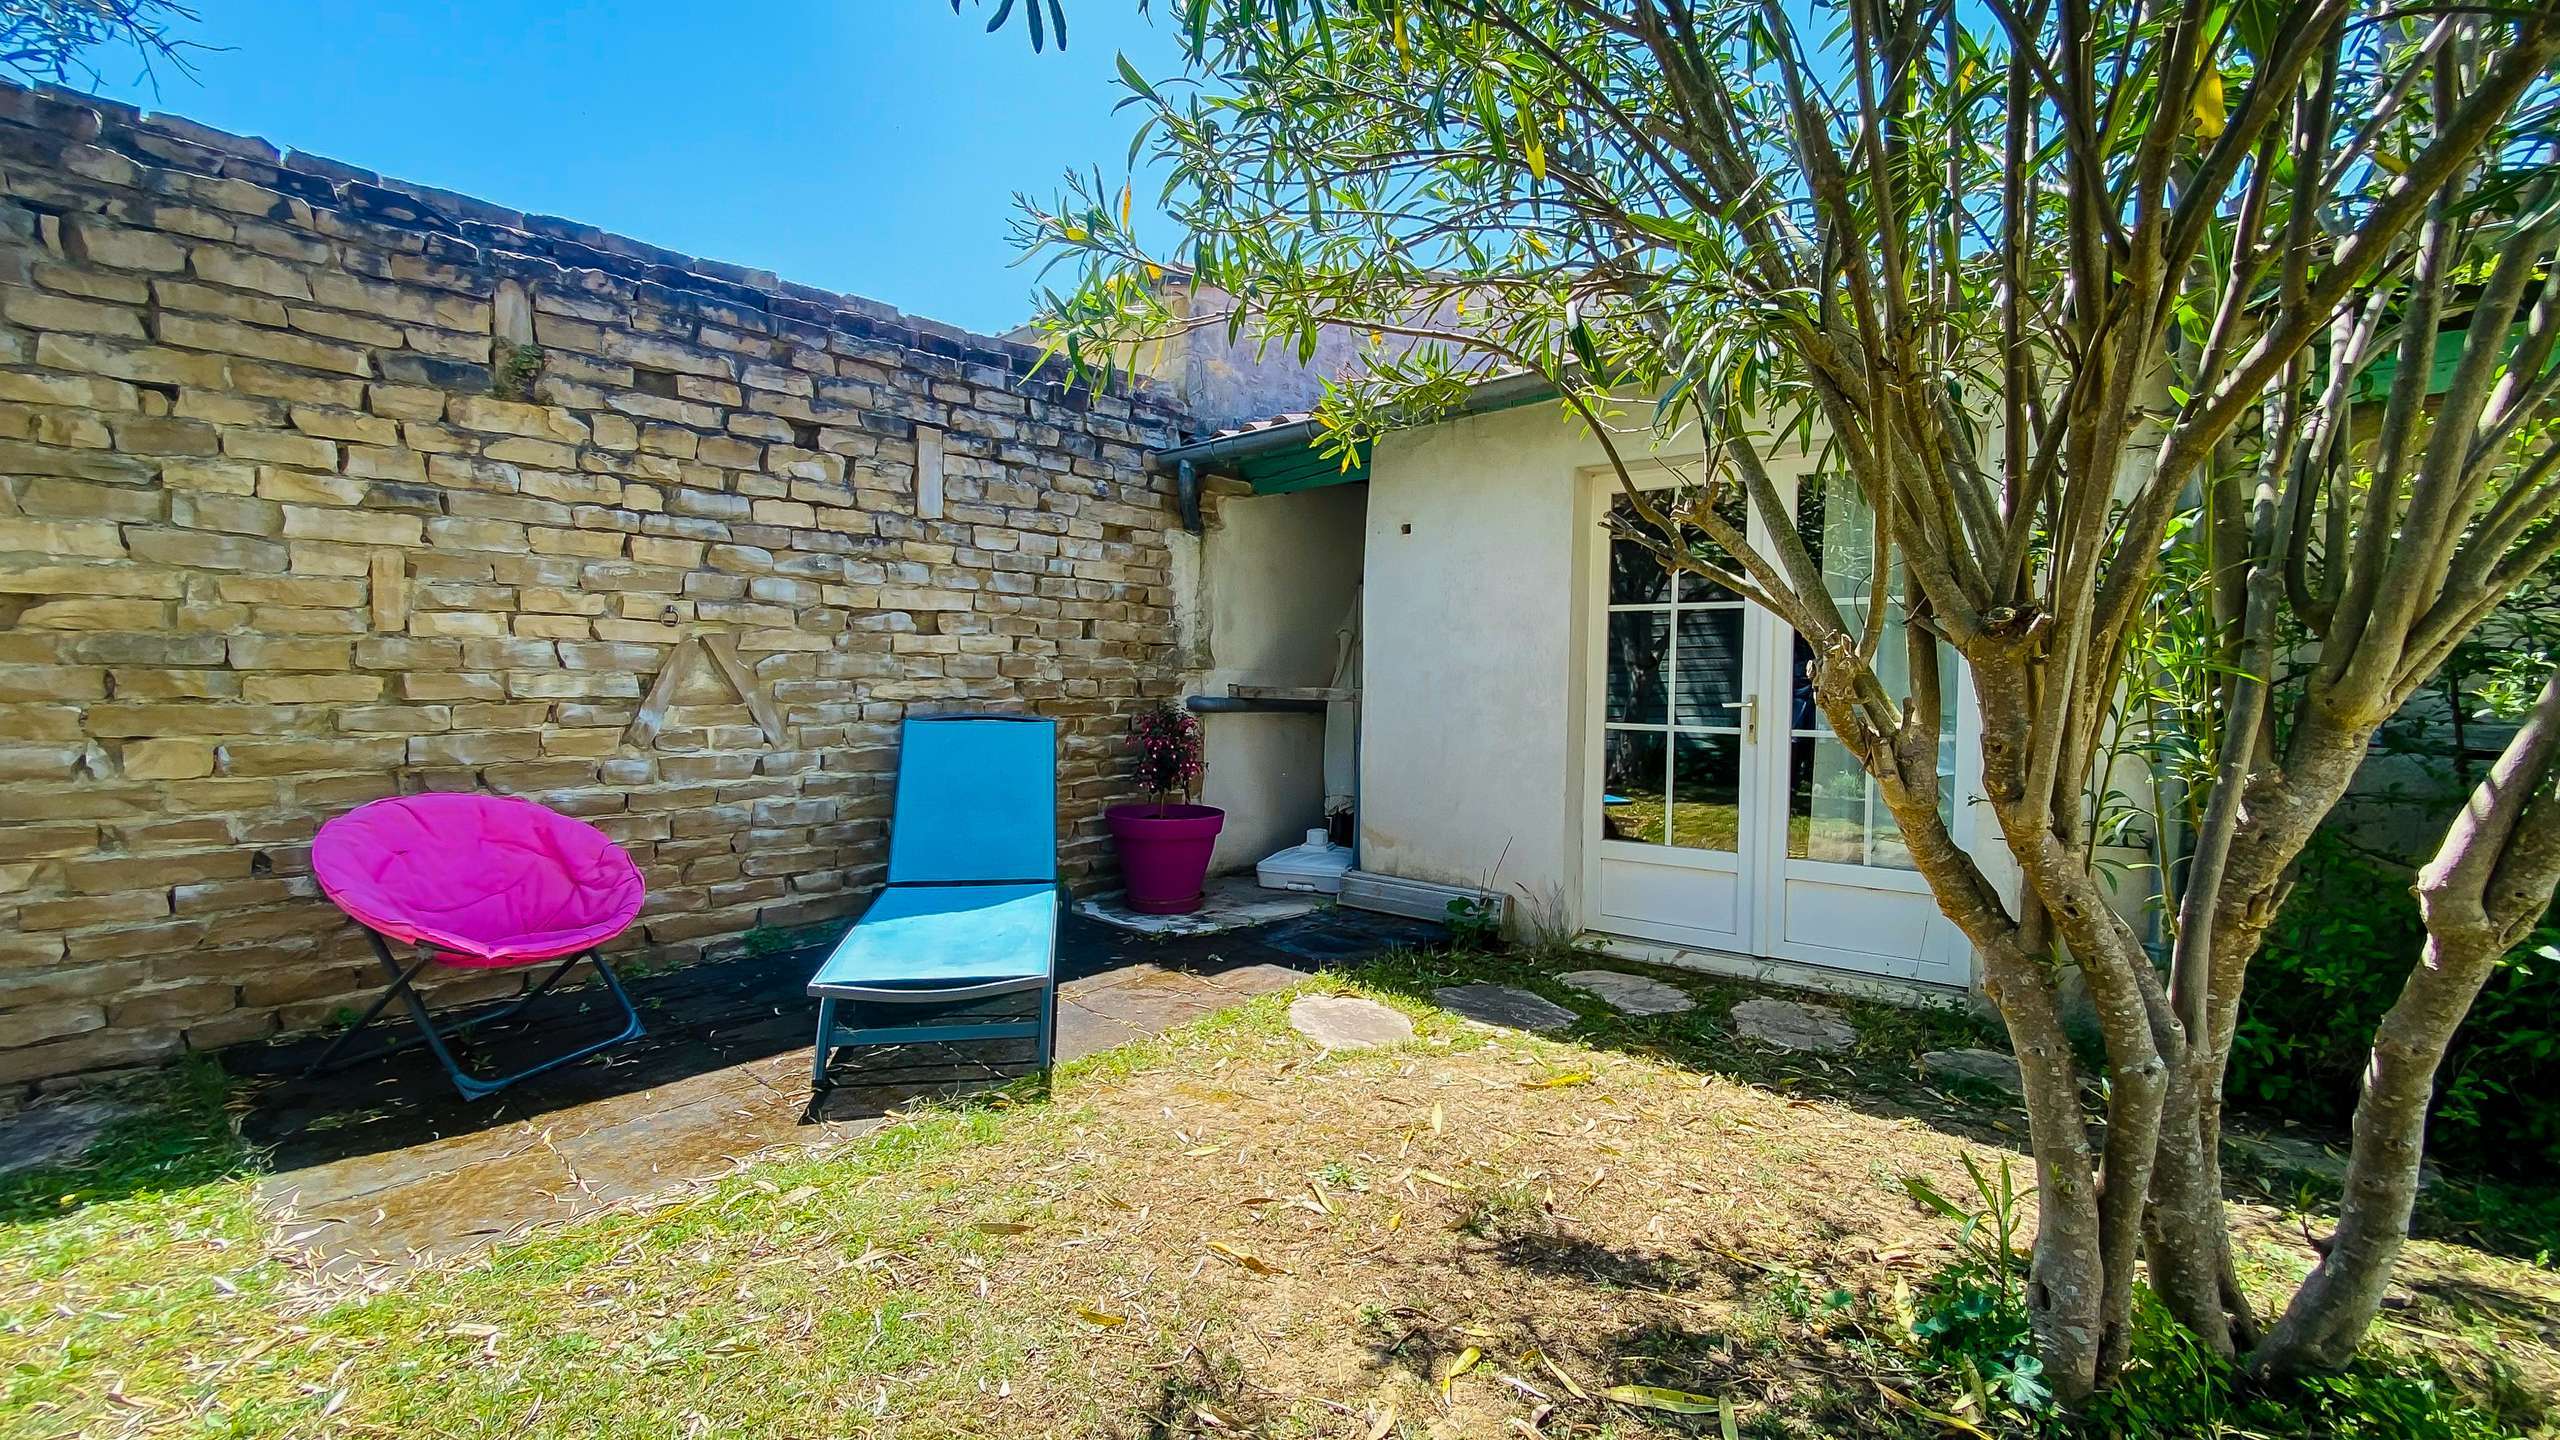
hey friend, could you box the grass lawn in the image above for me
[4,949,2555,1439]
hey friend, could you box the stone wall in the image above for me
[0,82,1194,1089]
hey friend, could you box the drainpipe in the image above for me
[1175,458,1203,535]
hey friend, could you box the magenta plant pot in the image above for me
[1106,803,1226,915]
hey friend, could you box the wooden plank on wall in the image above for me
[700,632,788,745]
[627,636,697,748]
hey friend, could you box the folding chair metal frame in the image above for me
[304,928,647,1101]
[809,712,1062,1092]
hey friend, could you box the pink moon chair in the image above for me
[306,793,648,1100]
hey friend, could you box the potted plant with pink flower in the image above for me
[1104,703,1224,914]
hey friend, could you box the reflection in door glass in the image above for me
[1605,611,1670,725]
[1672,608,1744,723]
[1607,528,1675,604]
[1601,493,1746,855]
[1601,729,1668,844]
[1784,475,1957,870]
[1669,732,1741,850]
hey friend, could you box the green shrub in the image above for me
[1903,1159,2527,1438]
[2227,832,2560,1181]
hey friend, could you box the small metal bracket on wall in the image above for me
[1176,458,1203,535]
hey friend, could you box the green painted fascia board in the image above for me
[1234,379,1561,495]
[1242,444,1368,492]
[2345,310,2549,404]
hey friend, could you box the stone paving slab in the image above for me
[1288,994,1415,1050]
[1073,876,1326,937]
[231,904,1441,1277]
[1433,983,1579,1033]
[1053,999,1150,1058]
[1920,1047,2023,1097]
[1198,961,1309,998]
[1558,969,1697,1017]
[1731,997,1857,1052]
[0,1098,137,1180]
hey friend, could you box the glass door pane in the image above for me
[1783,474,1957,870]
[1601,491,1747,854]
[1602,728,1668,844]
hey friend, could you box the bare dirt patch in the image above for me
[876,998,2035,1437]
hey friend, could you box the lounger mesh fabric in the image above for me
[313,794,647,965]
[884,717,1059,885]
[809,883,1056,992]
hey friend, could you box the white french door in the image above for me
[1586,463,1976,987]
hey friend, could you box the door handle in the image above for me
[1723,697,1757,742]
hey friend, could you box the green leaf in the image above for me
[1603,1384,1727,1415]
[1115,52,1158,105]
[1624,212,1702,247]
[1514,87,1545,183]
[1901,1174,1969,1221]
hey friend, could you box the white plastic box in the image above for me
[1256,828,1354,894]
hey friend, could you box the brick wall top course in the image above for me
[0,80,1190,427]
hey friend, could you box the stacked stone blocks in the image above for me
[0,82,1190,1087]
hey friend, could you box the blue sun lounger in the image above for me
[808,714,1060,1089]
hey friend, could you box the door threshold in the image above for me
[1577,932,1979,1011]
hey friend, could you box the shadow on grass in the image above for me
[1346,1204,2547,1440]
[198,904,1439,1186]
[221,938,845,1175]
[0,1055,247,1229]
[1127,1347,1283,1439]
[1343,1214,1935,1438]
[1488,1227,1711,1295]
[1346,942,2560,1263]
[1344,942,2026,1151]
[1350,943,1999,1097]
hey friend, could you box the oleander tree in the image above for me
[1011,0,2560,1399]
[0,0,202,87]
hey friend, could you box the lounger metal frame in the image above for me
[809,942,1058,1090]
[305,928,647,1100]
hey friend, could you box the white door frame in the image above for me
[1577,456,1762,954]
[1575,457,1982,988]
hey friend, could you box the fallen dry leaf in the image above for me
[1439,1345,1482,1399]
[1602,1383,1727,1416]
[1529,1349,1589,1400]
[1205,1241,1286,1275]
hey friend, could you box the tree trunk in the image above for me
[1988,939,2111,1401]
[2251,669,2560,1374]
[2138,697,2389,1352]
[2144,1066,2251,1355]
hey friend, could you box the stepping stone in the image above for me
[2226,1130,2346,1183]
[1730,997,1855,1053]
[1559,969,1696,1017]
[1288,994,1414,1050]
[2223,1129,2439,1192]
[1921,1047,2023,1098]
[1432,983,1577,1033]
[0,1097,134,1180]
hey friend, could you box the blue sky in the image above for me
[74,3,1183,335]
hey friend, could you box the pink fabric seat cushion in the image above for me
[313,794,647,967]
